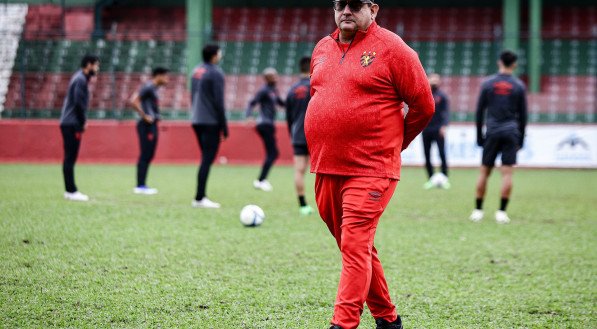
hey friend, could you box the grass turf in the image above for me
[0,164,595,328]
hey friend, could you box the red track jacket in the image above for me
[305,21,435,180]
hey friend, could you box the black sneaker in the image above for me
[329,326,342,329]
[375,315,403,329]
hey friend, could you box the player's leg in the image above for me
[60,126,80,189]
[495,165,514,223]
[61,126,87,201]
[294,155,307,196]
[61,126,78,193]
[500,165,513,200]
[470,135,499,221]
[495,133,518,223]
[332,176,397,329]
[135,122,158,193]
[422,131,434,186]
[135,121,154,190]
[192,125,206,201]
[294,145,313,215]
[437,131,448,178]
[148,123,158,161]
[499,133,518,204]
[475,165,492,204]
[197,126,221,198]
[255,124,278,191]
[259,124,279,180]
[432,130,450,190]
[135,122,145,187]
[470,165,493,222]
[193,125,221,207]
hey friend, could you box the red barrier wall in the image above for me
[0,120,294,164]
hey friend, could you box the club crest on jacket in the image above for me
[360,51,376,67]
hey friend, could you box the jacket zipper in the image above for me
[339,38,354,64]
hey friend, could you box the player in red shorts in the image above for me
[305,1,435,328]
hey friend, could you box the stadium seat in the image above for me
[0,4,28,115]
[541,6,596,39]
[2,4,595,123]
[102,6,185,41]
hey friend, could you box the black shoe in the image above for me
[375,315,403,329]
[329,326,342,329]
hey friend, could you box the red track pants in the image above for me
[315,174,399,329]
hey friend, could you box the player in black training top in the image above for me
[59,54,99,202]
[422,73,450,190]
[245,67,285,192]
[286,56,314,216]
[129,67,170,195]
[190,44,228,209]
[470,50,528,224]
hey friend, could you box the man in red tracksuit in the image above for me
[305,1,435,328]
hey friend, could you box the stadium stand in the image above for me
[0,4,28,114]
[13,39,187,73]
[23,4,93,40]
[101,6,185,41]
[527,6,597,123]
[1,3,595,123]
[541,6,596,39]
[22,4,61,40]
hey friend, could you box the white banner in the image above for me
[402,124,597,168]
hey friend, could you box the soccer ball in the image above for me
[240,205,265,227]
[430,173,449,188]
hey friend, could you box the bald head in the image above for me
[429,73,440,86]
[429,73,441,89]
[263,67,279,85]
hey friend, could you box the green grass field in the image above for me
[1,164,595,328]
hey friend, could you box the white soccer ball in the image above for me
[430,173,448,188]
[240,205,265,227]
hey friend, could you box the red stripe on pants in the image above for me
[315,174,399,329]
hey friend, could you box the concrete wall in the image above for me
[0,120,294,164]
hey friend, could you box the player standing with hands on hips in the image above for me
[470,50,527,224]
[59,54,100,202]
[191,45,228,209]
[129,67,170,195]
[286,56,314,216]
[305,1,435,328]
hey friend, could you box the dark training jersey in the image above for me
[60,70,90,130]
[245,84,285,126]
[476,73,528,146]
[138,81,160,121]
[191,63,228,136]
[424,88,449,132]
[285,77,310,146]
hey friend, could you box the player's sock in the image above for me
[298,195,307,207]
[500,198,509,211]
[476,198,483,210]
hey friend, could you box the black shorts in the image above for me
[293,144,309,156]
[482,131,520,167]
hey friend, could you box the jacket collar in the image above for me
[330,20,379,45]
